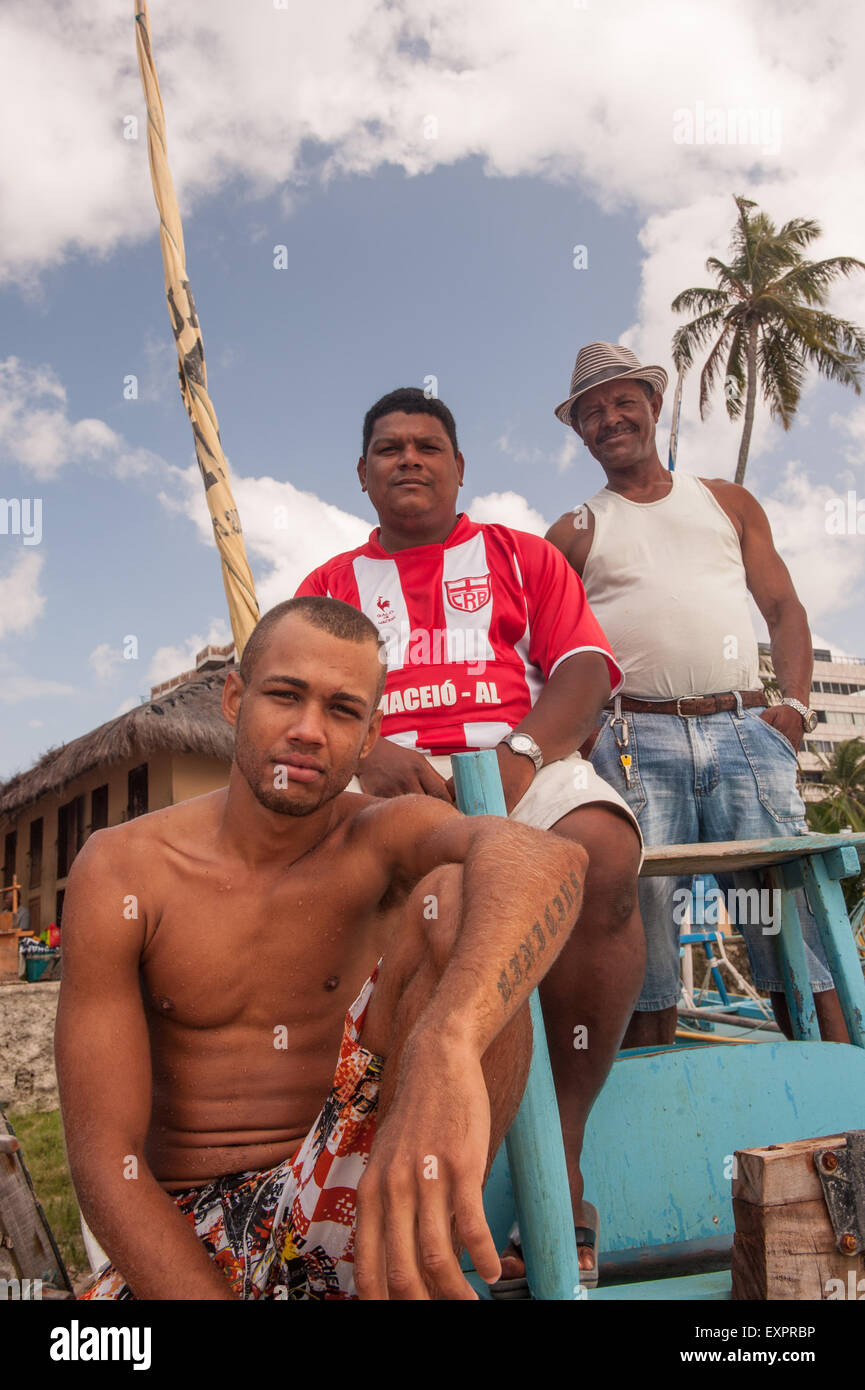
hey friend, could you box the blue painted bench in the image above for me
[451,750,865,1301]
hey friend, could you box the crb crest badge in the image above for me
[444,575,491,613]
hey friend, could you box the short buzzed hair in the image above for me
[239,596,387,704]
[362,387,459,458]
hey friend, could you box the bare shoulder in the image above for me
[545,506,595,574]
[698,477,769,538]
[699,477,762,513]
[64,792,229,936]
[349,791,460,847]
[75,791,226,871]
[345,792,465,888]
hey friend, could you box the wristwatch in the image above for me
[500,731,544,772]
[780,697,819,733]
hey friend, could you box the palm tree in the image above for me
[758,646,780,705]
[671,196,865,485]
[805,737,865,834]
[805,738,865,913]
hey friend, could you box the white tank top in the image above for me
[581,473,761,699]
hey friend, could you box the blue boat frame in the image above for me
[451,750,865,1301]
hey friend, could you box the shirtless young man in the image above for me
[56,596,587,1301]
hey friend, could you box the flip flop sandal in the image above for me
[489,1203,600,1299]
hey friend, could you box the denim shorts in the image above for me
[589,705,834,1010]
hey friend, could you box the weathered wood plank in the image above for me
[0,1112,71,1289]
[733,1195,843,1250]
[641,833,865,878]
[733,1135,847,1207]
[0,1152,60,1281]
[732,1233,862,1300]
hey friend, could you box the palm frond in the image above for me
[772,256,865,304]
[698,326,735,419]
[774,215,822,252]
[796,308,865,357]
[722,324,747,419]
[703,257,748,299]
[670,285,731,315]
[757,328,805,426]
[784,309,865,388]
[672,307,732,370]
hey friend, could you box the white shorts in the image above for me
[349,751,643,864]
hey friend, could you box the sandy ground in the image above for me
[0,979,61,1113]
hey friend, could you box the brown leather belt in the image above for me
[605,691,766,717]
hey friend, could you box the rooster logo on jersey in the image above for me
[375,596,396,624]
[445,575,492,613]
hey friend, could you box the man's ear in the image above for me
[357,457,367,493]
[650,391,663,424]
[455,450,466,488]
[360,707,383,760]
[222,670,244,728]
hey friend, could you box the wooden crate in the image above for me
[731,1134,865,1300]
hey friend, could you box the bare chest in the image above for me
[140,868,386,1034]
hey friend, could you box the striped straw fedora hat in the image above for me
[554,342,668,434]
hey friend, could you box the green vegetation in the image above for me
[805,737,865,912]
[10,1108,85,1275]
[672,195,865,486]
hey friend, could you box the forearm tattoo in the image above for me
[496,870,580,1008]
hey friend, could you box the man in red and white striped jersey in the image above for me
[296,387,645,1290]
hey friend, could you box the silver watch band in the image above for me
[501,732,544,771]
[780,697,817,731]
[781,697,806,713]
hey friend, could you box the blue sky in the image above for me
[2,0,864,781]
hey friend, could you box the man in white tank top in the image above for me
[546,342,844,1046]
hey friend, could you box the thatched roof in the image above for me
[0,668,235,820]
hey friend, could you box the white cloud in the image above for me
[497,431,579,477]
[759,462,865,633]
[0,661,76,706]
[113,696,139,717]
[555,436,579,475]
[148,616,234,688]
[3,3,863,593]
[0,356,170,482]
[161,465,371,618]
[811,632,856,660]
[466,491,549,536]
[2,0,864,319]
[830,403,865,475]
[0,551,46,639]
[89,642,125,683]
[0,358,118,479]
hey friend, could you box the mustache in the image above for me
[599,424,637,443]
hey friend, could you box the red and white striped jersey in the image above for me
[295,513,622,755]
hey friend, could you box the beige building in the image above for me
[758,642,865,799]
[0,647,235,938]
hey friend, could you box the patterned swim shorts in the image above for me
[80,969,382,1301]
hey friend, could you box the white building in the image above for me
[759,643,865,798]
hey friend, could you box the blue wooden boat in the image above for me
[451,750,865,1301]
